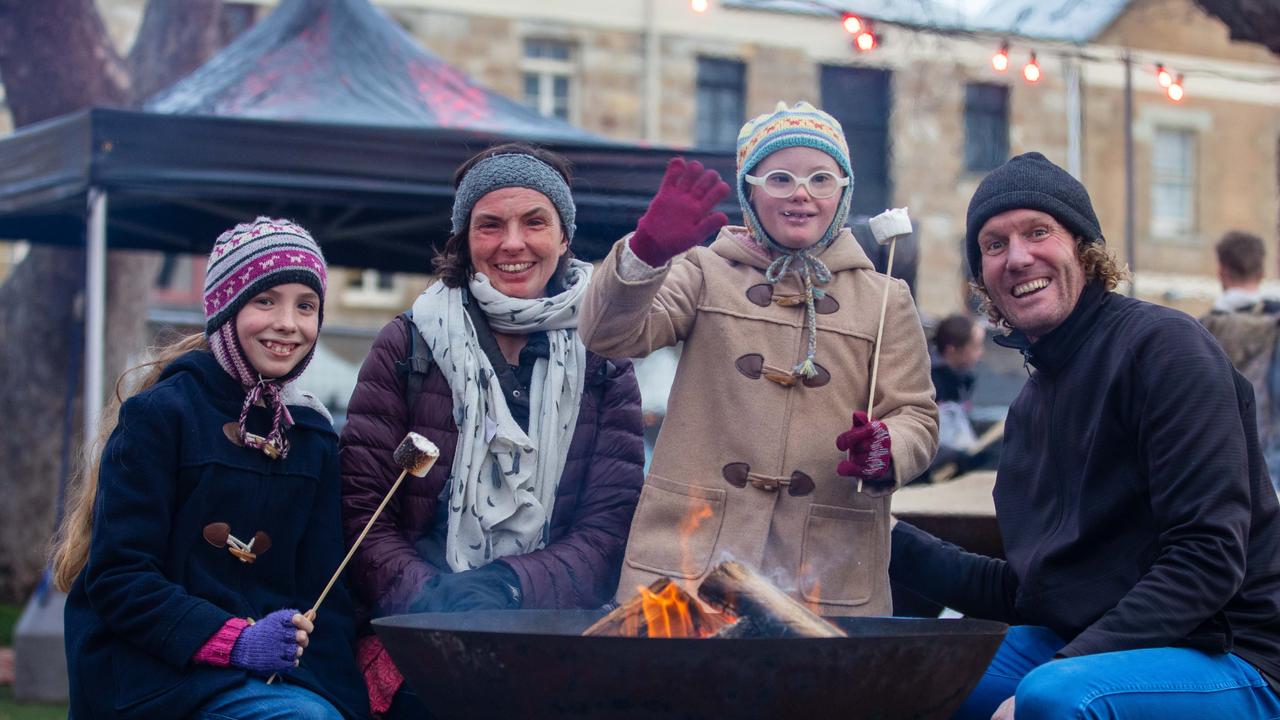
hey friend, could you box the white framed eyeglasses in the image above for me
[744,169,850,199]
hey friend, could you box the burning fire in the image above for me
[639,582,696,638]
[680,503,714,578]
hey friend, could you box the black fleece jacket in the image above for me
[892,282,1280,681]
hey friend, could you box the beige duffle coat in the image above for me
[580,226,938,616]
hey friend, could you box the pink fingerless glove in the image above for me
[836,411,894,487]
[193,617,250,667]
[628,157,731,267]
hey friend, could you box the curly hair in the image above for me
[970,239,1131,332]
[433,142,575,290]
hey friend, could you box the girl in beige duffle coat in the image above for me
[580,102,938,617]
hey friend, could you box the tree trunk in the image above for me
[0,0,224,602]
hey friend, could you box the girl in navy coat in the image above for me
[54,218,368,719]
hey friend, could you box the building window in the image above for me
[522,39,576,122]
[964,83,1009,173]
[695,57,745,149]
[343,269,399,309]
[155,253,194,293]
[152,254,205,305]
[1151,128,1197,239]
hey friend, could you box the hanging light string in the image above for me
[691,0,1280,93]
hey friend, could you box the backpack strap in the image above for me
[393,309,434,412]
[586,357,619,408]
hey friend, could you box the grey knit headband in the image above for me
[451,153,577,240]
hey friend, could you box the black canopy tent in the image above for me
[0,108,734,269]
[0,0,734,435]
[0,0,736,268]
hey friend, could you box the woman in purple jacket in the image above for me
[339,143,644,717]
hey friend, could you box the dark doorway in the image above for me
[820,65,893,218]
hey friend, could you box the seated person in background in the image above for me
[925,313,987,480]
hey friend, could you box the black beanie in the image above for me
[965,152,1103,280]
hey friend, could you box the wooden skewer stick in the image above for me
[861,237,897,494]
[269,435,439,684]
[313,465,423,613]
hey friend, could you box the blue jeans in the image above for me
[194,678,343,720]
[954,625,1280,720]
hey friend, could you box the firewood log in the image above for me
[697,561,846,638]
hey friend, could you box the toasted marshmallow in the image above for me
[393,432,440,477]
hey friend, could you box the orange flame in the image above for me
[638,582,696,638]
[679,503,714,578]
[806,579,823,615]
[799,561,823,616]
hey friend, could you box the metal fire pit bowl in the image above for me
[373,609,1006,720]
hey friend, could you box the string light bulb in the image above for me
[855,29,877,51]
[1156,63,1173,88]
[1023,52,1041,83]
[841,13,863,34]
[1167,74,1184,102]
[992,41,1010,72]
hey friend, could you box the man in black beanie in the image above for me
[891,152,1280,719]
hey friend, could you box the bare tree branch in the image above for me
[1194,0,1280,55]
[129,0,227,101]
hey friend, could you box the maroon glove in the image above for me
[629,157,731,267]
[836,411,894,491]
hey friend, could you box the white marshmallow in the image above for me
[868,207,912,245]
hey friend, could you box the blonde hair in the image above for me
[971,240,1131,333]
[51,333,209,592]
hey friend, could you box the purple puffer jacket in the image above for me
[339,316,644,614]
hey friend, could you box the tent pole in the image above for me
[85,187,107,443]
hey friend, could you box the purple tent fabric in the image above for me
[147,0,597,141]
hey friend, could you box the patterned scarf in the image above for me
[411,260,591,571]
[208,323,313,459]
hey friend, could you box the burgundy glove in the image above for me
[229,608,302,677]
[836,411,895,493]
[629,157,731,267]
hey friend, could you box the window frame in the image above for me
[1150,126,1198,243]
[963,82,1010,174]
[694,56,746,149]
[342,268,400,309]
[522,38,578,123]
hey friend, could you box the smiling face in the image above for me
[978,208,1087,341]
[747,146,845,250]
[468,187,568,299]
[234,283,320,379]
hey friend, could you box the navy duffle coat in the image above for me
[64,350,369,719]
